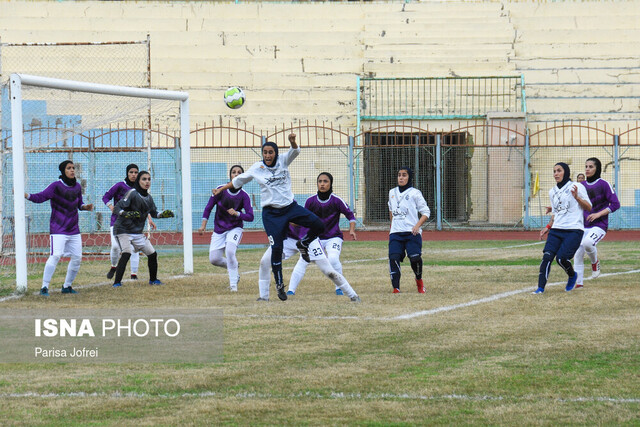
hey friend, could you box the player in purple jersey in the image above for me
[286,172,357,296]
[574,157,620,288]
[199,165,254,291]
[24,160,94,296]
[102,164,156,281]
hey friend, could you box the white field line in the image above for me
[392,268,640,320]
[0,390,638,404]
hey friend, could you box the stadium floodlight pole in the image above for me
[10,74,193,292]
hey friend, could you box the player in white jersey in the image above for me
[534,162,592,294]
[388,167,431,294]
[213,133,325,301]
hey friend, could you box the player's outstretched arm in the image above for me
[213,182,234,196]
[288,133,298,149]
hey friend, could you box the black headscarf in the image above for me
[555,162,571,189]
[585,157,602,183]
[262,141,279,167]
[317,172,333,201]
[228,164,244,193]
[135,171,150,197]
[398,166,413,193]
[58,160,77,187]
[125,163,139,187]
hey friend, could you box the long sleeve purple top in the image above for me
[102,181,134,227]
[203,187,254,234]
[27,180,85,235]
[580,178,620,232]
[304,194,356,240]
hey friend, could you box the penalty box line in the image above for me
[1,390,639,404]
[392,268,640,320]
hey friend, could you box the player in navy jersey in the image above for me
[388,167,430,294]
[534,162,592,294]
[102,164,156,281]
[286,172,357,296]
[199,165,254,292]
[574,157,620,288]
[256,224,360,302]
[25,160,94,296]
[213,133,324,301]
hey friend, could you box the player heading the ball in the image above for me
[213,133,325,301]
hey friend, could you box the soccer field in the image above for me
[1,239,639,425]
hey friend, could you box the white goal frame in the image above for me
[10,73,193,293]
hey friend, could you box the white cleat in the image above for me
[591,260,601,279]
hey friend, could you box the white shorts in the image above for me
[209,227,243,252]
[320,237,343,254]
[581,226,606,247]
[282,237,326,262]
[50,234,82,258]
[115,233,155,256]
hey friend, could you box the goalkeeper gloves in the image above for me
[157,210,174,218]
[122,210,141,219]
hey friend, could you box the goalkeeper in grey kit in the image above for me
[111,171,174,287]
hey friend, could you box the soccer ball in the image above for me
[224,87,245,109]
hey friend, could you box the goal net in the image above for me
[1,74,192,293]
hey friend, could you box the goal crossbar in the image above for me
[9,73,193,292]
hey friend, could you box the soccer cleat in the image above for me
[39,287,49,297]
[575,284,584,289]
[416,279,425,294]
[106,266,117,279]
[149,280,163,286]
[256,297,269,302]
[112,282,122,288]
[130,273,138,280]
[591,261,601,279]
[296,240,311,263]
[392,288,400,294]
[286,290,295,296]
[276,282,287,301]
[532,287,545,294]
[335,288,344,296]
[350,296,361,303]
[565,273,577,292]
[61,286,78,294]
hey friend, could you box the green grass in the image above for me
[1,240,639,425]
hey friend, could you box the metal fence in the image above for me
[2,120,639,237]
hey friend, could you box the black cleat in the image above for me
[276,282,287,301]
[107,266,117,279]
[296,240,310,263]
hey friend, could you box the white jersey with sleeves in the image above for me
[388,187,431,234]
[549,181,590,230]
[231,147,300,208]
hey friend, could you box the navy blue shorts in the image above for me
[262,201,321,249]
[543,228,584,260]
[388,232,422,261]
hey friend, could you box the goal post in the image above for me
[9,73,193,293]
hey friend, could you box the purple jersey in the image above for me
[287,223,303,240]
[27,180,85,235]
[203,186,254,234]
[580,178,620,232]
[304,194,356,240]
[102,181,134,226]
